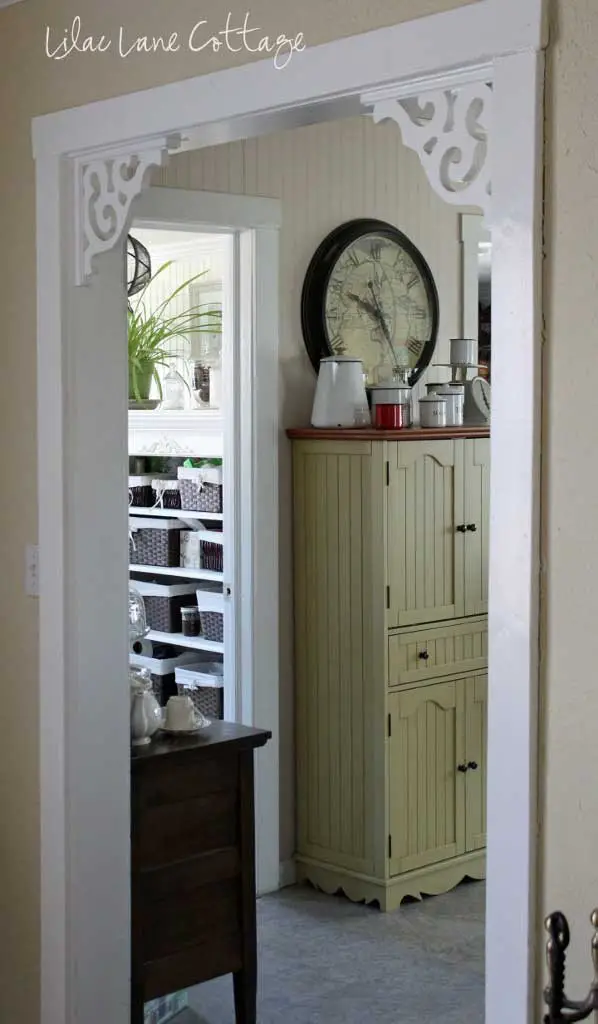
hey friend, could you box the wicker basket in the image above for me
[129,476,154,508]
[178,466,223,513]
[201,540,223,572]
[133,578,198,633]
[152,478,182,511]
[195,587,224,643]
[129,518,182,567]
[175,661,224,720]
[199,611,223,642]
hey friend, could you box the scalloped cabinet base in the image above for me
[296,852,486,912]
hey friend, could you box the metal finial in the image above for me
[591,910,598,984]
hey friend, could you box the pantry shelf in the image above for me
[129,507,223,521]
[146,630,224,655]
[130,564,223,582]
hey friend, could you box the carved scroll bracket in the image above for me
[361,80,492,216]
[74,133,182,285]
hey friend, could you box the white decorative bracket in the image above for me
[74,134,182,285]
[362,77,492,216]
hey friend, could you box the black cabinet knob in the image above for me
[467,761,479,770]
[457,763,468,773]
[466,523,477,532]
[418,650,430,661]
[456,524,467,533]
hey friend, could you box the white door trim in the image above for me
[32,4,546,1023]
[133,186,282,898]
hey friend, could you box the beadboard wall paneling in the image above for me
[153,115,470,862]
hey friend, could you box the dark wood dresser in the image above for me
[131,721,271,1024]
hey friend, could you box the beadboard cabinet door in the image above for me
[464,673,487,852]
[386,440,465,628]
[462,439,490,616]
[387,680,465,876]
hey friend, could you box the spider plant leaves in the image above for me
[127,261,222,401]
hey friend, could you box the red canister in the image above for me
[374,402,411,428]
[369,383,413,430]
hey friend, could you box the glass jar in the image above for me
[181,606,201,637]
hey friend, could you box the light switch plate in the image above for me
[25,544,39,597]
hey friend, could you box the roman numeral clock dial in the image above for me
[301,219,439,387]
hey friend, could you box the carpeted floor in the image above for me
[180,879,485,1024]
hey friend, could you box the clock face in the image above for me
[301,220,439,386]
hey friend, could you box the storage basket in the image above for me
[130,647,198,705]
[175,661,224,720]
[133,578,198,633]
[195,587,224,643]
[178,466,223,513]
[129,475,154,508]
[129,517,182,568]
[201,538,223,572]
[151,478,181,511]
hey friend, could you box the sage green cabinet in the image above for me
[291,432,489,911]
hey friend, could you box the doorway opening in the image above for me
[33,9,545,1024]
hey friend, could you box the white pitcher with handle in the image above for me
[311,356,370,428]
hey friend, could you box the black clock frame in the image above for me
[300,218,440,387]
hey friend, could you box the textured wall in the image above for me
[539,0,598,996]
[154,120,466,873]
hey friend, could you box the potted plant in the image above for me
[128,261,222,405]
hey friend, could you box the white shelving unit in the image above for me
[145,630,224,654]
[130,564,223,582]
[128,409,225,668]
[129,507,223,521]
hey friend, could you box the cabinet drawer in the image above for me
[388,618,487,687]
[137,790,238,869]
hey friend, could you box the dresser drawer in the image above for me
[137,789,238,869]
[388,618,487,687]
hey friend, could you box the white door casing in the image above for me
[32,3,547,1023]
[132,186,282,898]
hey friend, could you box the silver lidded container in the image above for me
[419,394,448,428]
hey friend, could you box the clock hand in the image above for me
[347,291,378,319]
[367,282,399,365]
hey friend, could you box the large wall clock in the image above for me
[301,219,439,386]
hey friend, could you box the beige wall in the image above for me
[1,0,597,1019]
[540,0,598,995]
[153,121,465,867]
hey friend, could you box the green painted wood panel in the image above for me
[293,444,375,875]
[388,680,465,876]
[386,440,465,627]
[388,617,488,687]
[464,673,487,852]
[463,438,490,616]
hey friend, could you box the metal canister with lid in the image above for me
[419,394,448,428]
[369,382,413,429]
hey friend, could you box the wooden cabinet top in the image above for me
[286,426,490,441]
[131,720,271,769]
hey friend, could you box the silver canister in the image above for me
[436,384,464,426]
[419,394,448,428]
